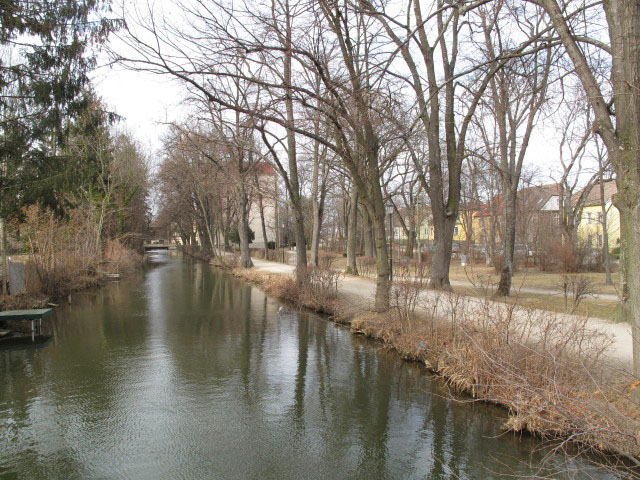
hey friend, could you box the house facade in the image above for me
[577,180,620,250]
[248,162,278,249]
[473,183,561,253]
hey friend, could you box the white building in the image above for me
[249,162,278,249]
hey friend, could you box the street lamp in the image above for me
[386,202,394,281]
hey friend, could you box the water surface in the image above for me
[0,253,612,479]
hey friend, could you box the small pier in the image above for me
[0,308,52,343]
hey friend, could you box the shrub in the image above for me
[17,204,141,298]
[295,266,342,313]
[356,256,376,277]
[317,253,336,269]
[393,260,429,280]
[557,274,595,313]
[390,278,427,323]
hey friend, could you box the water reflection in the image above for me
[0,253,615,479]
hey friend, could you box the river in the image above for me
[0,252,615,479]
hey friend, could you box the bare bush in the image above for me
[16,204,142,298]
[317,253,336,269]
[295,266,342,313]
[538,239,596,273]
[393,260,430,280]
[355,256,376,277]
[390,280,424,323]
[351,288,640,473]
[558,274,596,313]
[103,239,142,275]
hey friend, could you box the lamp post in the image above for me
[386,202,394,281]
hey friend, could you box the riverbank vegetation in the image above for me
[232,263,640,477]
[0,1,150,306]
[0,121,151,306]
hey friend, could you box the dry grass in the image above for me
[350,293,640,475]
[233,265,342,315]
[450,263,619,296]
[455,286,617,319]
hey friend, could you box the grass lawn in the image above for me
[449,263,619,296]
[279,251,620,319]
[454,285,619,320]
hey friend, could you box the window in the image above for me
[596,234,603,247]
[553,213,560,225]
[586,212,593,225]
[454,226,459,235]
[597,212,603,224]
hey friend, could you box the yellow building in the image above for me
[577,180,620,250]
[393,211,468,244]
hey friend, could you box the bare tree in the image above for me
[361,0,543,290]
[475,1,554,296]
[531,0,640,377]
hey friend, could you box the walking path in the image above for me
[247,257,633,371]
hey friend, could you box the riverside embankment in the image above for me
[229,256,640,474]
[242,257,633,367]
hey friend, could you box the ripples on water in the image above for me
[0,253,617,479]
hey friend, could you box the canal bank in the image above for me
[0,252,618,479]
[227,257,640,473]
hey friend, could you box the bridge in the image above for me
[143,240,174,251]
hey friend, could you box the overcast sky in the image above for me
[92,55,182,162]
[91,12,595,187]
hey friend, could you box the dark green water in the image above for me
[0,253,614,479]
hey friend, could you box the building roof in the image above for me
[252,162,276,175]
[579,180,617,207]
[474,183,560,218]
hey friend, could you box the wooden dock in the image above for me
[0,308,52,342]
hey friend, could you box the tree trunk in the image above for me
[539,0,640,376]
[197,195,216,256]
[235,185,253,268]
[362,206,375,258]
[292,207,307,268]
[309,96,323,267]
[371,203,390,311]
[607,0,640,377]
[310,196,320,267]
[429,213,455,290]
[310,203,322,266]
[404,212,416,257]
[346,187,359,274]
[0,217,7,295]
[258,191,269,260]
[283,0,307,271]
[496,188,517,296]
